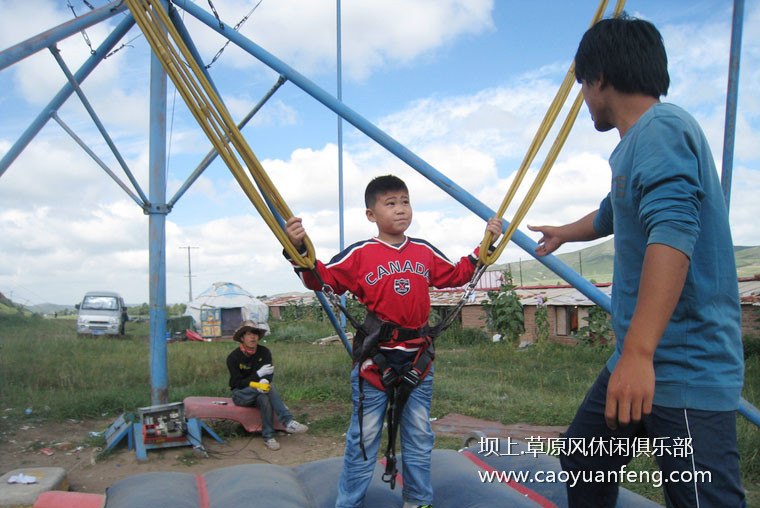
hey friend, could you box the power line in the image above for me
[179,246,199,302]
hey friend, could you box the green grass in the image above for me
[1,314,758,505]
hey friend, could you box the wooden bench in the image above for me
[183,396,286,433]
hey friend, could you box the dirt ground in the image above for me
[0,416,346,496]
[0,409,568,497]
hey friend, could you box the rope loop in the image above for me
[126,0,316,269]
[477,0,626,267]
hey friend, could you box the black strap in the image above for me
[357,376,368,461]
[382,384,399,488]
[373,352,398,389]
[380,342,435,489]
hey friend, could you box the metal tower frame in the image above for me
[0,0,756,426]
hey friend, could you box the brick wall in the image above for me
[460,304,616,346]
[455,302,760,344]
[742,304,760,338]
[462,306,486,330]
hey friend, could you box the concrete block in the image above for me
[0,467,67,508]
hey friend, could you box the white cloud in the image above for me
[728,165,760,246]
[0,199,149,305]
[0,137,130,210]
[180,0,494,81]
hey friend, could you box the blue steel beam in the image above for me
[148,5,169,406]
[740,397,760,428]
[316,291,353,357]
[0,15,136,179]
[49,46,149,205]
[50,113,145,207]
[260,180,353,356]
[0,0,128,71]
[721,0,744,209]
[176,0,759,425]
[149,11,351,355]
[145,4,351,355]
[336,0,347,329]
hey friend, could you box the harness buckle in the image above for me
[380,368,398,389]
[401,368,421,388]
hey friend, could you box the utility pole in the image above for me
[578,250,583,276]
[179,246,198,302]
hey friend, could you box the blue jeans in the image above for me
[560,367,746,508]
[335,365,434,508]
[231,384,293,440]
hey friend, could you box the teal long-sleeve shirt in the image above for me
[593,102,743,411]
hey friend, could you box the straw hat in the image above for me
[233,320,268,342]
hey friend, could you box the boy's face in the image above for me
[366,189,412,242]
[242,330,260,350]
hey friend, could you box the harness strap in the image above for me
[372,352,398,389]
[338,308,436,491]
[381,341,435,489]
[382,384,398,488]
[357,376,368,461]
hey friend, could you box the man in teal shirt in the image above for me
[530,15,745,507]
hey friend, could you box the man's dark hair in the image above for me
[365,175,408,208]
[574,15,669,98]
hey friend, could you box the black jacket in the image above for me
[226,345,273,390]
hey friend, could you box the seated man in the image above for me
[227,320,308,450]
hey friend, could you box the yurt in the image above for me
[185,282,269,339]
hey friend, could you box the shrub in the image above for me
[281,300,325,322]
[535,304,549,343]
[578,306,612,347]
[480,270,524,342]
[744,335,760,359]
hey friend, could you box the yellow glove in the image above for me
[250,379,271,392]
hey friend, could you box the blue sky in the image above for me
[1,0,758,306]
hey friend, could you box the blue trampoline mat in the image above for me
[105,439,661,507]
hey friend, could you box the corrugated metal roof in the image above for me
[430,284,612,307]
[260,292,316,307]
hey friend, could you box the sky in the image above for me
[0,0,758,306]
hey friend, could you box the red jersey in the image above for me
[292,236,479,355]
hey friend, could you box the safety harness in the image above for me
[310,262,485,489]
[354,312,436,489]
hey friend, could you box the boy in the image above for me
[285,175,502,508]
[529,16,745,507]
[227,320,308,451]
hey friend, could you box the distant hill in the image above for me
[735,245,760,278]
[492,239,760,285]
[0,292,27,315]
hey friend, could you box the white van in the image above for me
[77,291,128,337]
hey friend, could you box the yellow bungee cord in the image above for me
[478,0,626,267]
[126,0,316,269]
